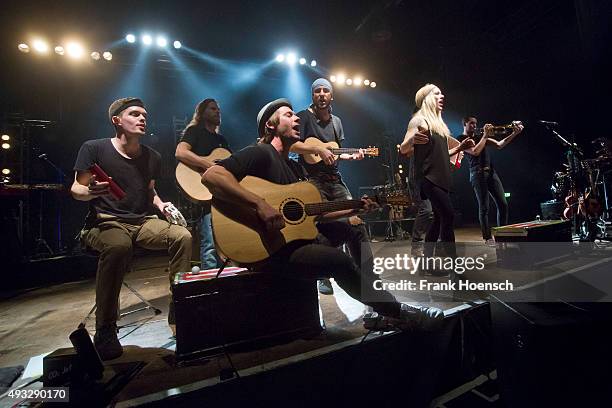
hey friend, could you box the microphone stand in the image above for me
[542,124,584,239]
[38,153,68,254]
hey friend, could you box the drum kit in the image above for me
[550,137,612,240]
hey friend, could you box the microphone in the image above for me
[38,153,48,159]
[538,120,558,126]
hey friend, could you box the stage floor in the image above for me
[2,226,612,406]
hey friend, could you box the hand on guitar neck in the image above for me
[300,137,379,165]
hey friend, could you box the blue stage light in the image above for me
[156,36,167,47]
[142,35,152,45]
[173,40,182,49]
[275,53,285,63]
[126,34,136,43]
[310,60,317,67]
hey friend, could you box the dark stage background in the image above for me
[0,0,610,255]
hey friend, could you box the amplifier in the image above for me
[492,220,572,268]
[540,200,564,220]
[172,267,322,361]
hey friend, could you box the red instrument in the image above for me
[90,164,126,200]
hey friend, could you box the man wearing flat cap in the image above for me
[71,97,192,360]
[202,98,444,332]
[289,78,366,295]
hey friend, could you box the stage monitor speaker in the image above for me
[490,302,612,407]
[172,269,322,361]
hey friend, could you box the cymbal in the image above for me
[31,183,64,190]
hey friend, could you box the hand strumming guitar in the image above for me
[256,199,286,232]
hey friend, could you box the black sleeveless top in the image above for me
[413,124,451,193]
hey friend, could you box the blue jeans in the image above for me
[470,170,509,240]
[200,207,219,269]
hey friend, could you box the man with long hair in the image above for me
[400,85,474,265]
[202,98,444,331]
[71,97,192,360]
[457,116,523,246]
[176,99,230,269]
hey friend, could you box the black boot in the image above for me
[93,324,123,361]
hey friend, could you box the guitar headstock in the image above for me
[364,146,379,157]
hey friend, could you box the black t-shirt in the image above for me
[218,143,307,185]
[457,133,493,175]
[73,138,161,220]
[297,109,344,178]
[180,124,230,156]
[414,130,451,192]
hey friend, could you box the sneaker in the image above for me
[410,243,424,257]
[93,324,123,361]
[485,238,496,247]
[363,312,395,332]
[397,303,445,331]
[318,279,334,295]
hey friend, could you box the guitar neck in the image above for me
[329,148,367,154]
[304,199,364,216]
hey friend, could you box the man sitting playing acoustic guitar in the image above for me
[201,98,444,330]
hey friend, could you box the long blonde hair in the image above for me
[414,84,450,138]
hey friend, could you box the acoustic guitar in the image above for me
[301,137,379,164]
[175,147,231,202]
[211,176,411,266]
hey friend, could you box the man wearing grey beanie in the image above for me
[289,78,367,295]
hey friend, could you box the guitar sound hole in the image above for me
[282,200,305,222]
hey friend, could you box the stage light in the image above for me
[2,143,10,150]
[18,43,30,53]
[173,40,182,49]
[90,51,100,60]
[346,78,353,85]
[126,34,136,43]
[299,57,306,65]
[370,81,377,88]
[363,79,370,86]
[2,169,10,175]
[330,75,336,83]
[102,51,112,61]
[398,164,403,169]
[1,135,10,141]
[336,74,346,84]
[156,36,167,47]
[353,77,363,87]
[66,43,84,59]
[142,35,152,45]
[310,60,317,67]
[32,39,49,54]
[54,46,64,55]
[399,169,403,174]
[286,52,297,65]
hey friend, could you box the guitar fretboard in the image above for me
[304,199,364,215]
[329,148,373,155]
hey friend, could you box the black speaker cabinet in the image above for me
[172,268,322,361]
[490,301,612,407]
